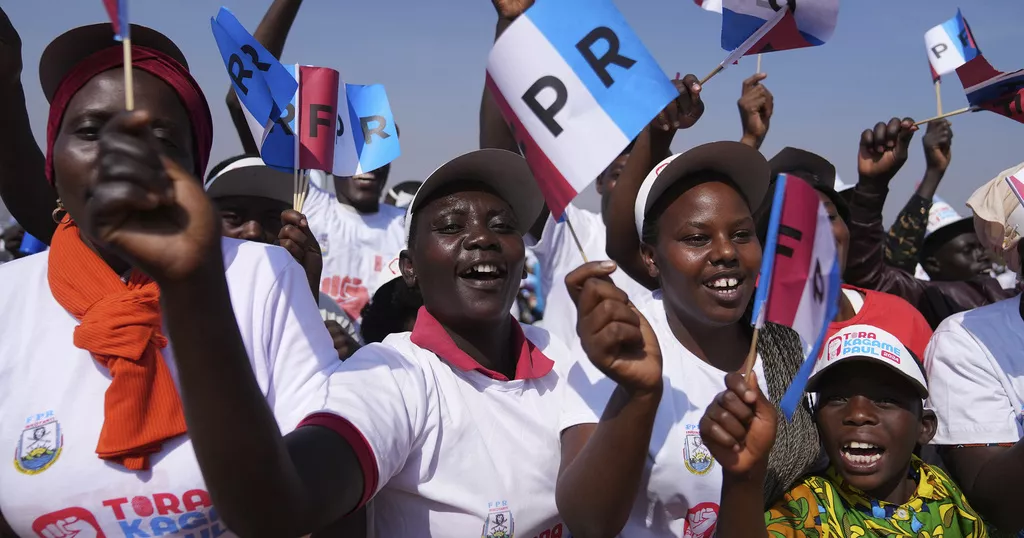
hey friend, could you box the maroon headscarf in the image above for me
[44,45,213,184]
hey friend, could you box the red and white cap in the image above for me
[807,324,928,398]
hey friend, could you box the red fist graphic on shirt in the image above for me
[682,502,718,538]
[33,508,105,538]
[321,275,371,320]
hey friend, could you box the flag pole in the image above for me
[563,214,589,263]
[934,79,942,116]
[742,328,759,376]
[699,65,724,86]
[122,37,134,110]
[914,106,975,127]
[756,54,762,74]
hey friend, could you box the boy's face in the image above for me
[814,362,937,500]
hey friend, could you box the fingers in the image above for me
[860,128,875,153]
[742,72,768,93]
[678,73,705,125]
[96,114,173,202]
[681,73,702,105]
[700,373,763,451]
[575,274,630,320]
[872,121,888,153]
[897,116,918,148]
[564,261,617,305]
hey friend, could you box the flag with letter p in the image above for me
[751,174,842,419]
[485,0,678,218]
[925,10,980,81]
[721,0,838,57]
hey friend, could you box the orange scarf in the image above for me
[47,222,187,470]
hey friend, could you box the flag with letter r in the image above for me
[751,174,842,419]
[485,0,677,218]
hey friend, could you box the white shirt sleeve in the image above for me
[309,343,432,494]
[258,253,341,432]
[528,206,594,296]
[558,342,620,432]
[926,325,1022,445]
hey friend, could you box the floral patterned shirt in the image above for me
[765,456,988,537]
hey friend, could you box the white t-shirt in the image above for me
[559,291,767,538]
[926,295,1024,445]
[0,238,338,537]
[304,183,406,322]
[530,204,651,344]
[299,308,568,538]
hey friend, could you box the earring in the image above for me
[51,199,69,224]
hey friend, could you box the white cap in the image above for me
[633,141,770,238]
[403,149,543,245]
[808,324,927,398]
[926,196,970,238]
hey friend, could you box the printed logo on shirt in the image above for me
[33,507,105,538]
[319,233,330,256]
[15,410,63,475]
[683,424,714,476]
[530,522,565,538]
[482,500,514,538]
[86,489,223,538]
[320,275,371,320]
[681,502,719,538]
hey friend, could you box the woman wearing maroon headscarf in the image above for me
[0,20,338,537]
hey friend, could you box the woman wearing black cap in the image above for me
[555,84,822,538]
[0,20,339,537]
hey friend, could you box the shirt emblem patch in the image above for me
[15,410,63,475]
[683,425,714,476]
[483,500,514,538]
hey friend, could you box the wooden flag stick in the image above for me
[563,213,589,263]
[122,37,134,110]
[741,327,760,376]
[699,65,724,86]
[756,54,763,74]
[934,79,943,116]
[913,106,975,127]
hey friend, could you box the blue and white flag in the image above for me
[752,175,842,419]
[486,0,677,218]
[925,10,980,82]
[335,84,401,176]
[211,7,297,128]
[241,64,401,175]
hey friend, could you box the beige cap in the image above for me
[966,162,1024,272]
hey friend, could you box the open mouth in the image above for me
[702,275,745,302]
[458,263,508,288]
[840,441,885,468]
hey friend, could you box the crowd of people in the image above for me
[1,1,1023,537]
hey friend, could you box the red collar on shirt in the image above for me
[409,307,554,381]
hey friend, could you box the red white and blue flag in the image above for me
[751,174,842,419]
[485,0,677,218]
[694,0,723,13]
[956,55,1024,124]
[925,10,980,83]
[102,0,129,41]
[721,0,838,57]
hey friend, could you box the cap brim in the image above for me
[637,141,770,237]
[40,23,187,103]
[924,217,975,247]
[204,158,294,206]
[769,147,837,188]
[404,149,542,244]
[807,356,929,399]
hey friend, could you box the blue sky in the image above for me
[6,0,1024,222]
